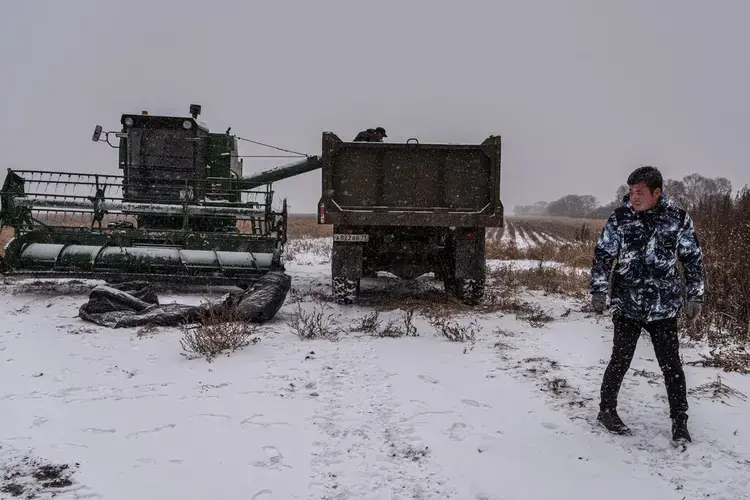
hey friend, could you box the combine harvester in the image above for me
[0,104,319,288]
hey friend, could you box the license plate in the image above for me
[333,233,369,242]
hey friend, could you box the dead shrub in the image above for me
[488,263,588,299]
[179,307,260,361]
[518,303,555,327]
[354,309,419,338]
[688,374,748,404]
[285,299,339,340]
[351,311,382,333]
[685,344,750,374]
[427,314,478,346]
[686,188,750,342]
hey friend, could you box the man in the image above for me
[353,127,387,142]
[590,166,705,445]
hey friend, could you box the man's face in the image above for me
[628,182,661,211]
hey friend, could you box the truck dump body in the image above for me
[318,132,503,227]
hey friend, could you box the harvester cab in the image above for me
[0,104,320,288]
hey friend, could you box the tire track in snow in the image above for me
[308,340,455,498]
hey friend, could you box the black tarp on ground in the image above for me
[78,271,292,328]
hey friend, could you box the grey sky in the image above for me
[2,0,748,214]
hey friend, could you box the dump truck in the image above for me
[0,104,319,287]
[316,132,504,305]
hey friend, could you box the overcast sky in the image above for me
[1,0,748,214]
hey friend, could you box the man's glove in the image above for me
[684,301,702,322]
[591,293,607,314]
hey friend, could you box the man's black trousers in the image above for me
[600,314,688,419]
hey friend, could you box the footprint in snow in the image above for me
[126,424,176,439]
[418,374,439,384]
[540,421,560,431]
[446,422,474,441]
[81,428,116,434]
[461,399,492,409]
[251,446,291,470]
[241,414,291,428]
[251,490,274,500]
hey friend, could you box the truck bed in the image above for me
[317,133,503,227]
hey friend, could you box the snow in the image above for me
[1,237,749,500]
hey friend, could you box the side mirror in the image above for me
[92,125,103,142]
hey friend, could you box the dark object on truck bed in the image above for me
[317,132,504,305]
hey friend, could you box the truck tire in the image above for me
[448,229,486,306]
[331,240,363,304]
[332,276,359,304]
[442,234,457,294]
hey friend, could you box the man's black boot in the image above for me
[597,408,632,435]
[672,414,691,443]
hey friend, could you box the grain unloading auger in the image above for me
[0,104,320,287]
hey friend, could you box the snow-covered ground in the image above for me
[1,238,749,500]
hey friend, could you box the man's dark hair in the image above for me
[627,166,663,192]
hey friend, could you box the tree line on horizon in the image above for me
[513,173,735,219]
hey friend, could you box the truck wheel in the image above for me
[332,276,359,304]
[331,239,363,305]
[442,233,457,294]
[451,229,486,306]
[456,275,485,305]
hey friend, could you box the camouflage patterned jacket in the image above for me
[590,194,705,322]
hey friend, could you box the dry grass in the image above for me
[685,345,750,375]
[288,215,332,239]
[486,239,595,269]
[688,374,748,403]
[351,309,419,338]
[179,307,261,362]
[0,227,11,259]
[425,314,478,345]
[285,297,340,340]
[506,215,604,243]
[488,263,590,300]
[687,188,750,343]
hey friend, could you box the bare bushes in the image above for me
[179,307,261,362]
[486,239,595,270]
[285,298,339,340]
[351,309,418,338]
[483,264,561,327]
[426,314,478,346]
[688,188,750,343]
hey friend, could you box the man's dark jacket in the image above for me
[590,194,705,322]
[353,129,382,142]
